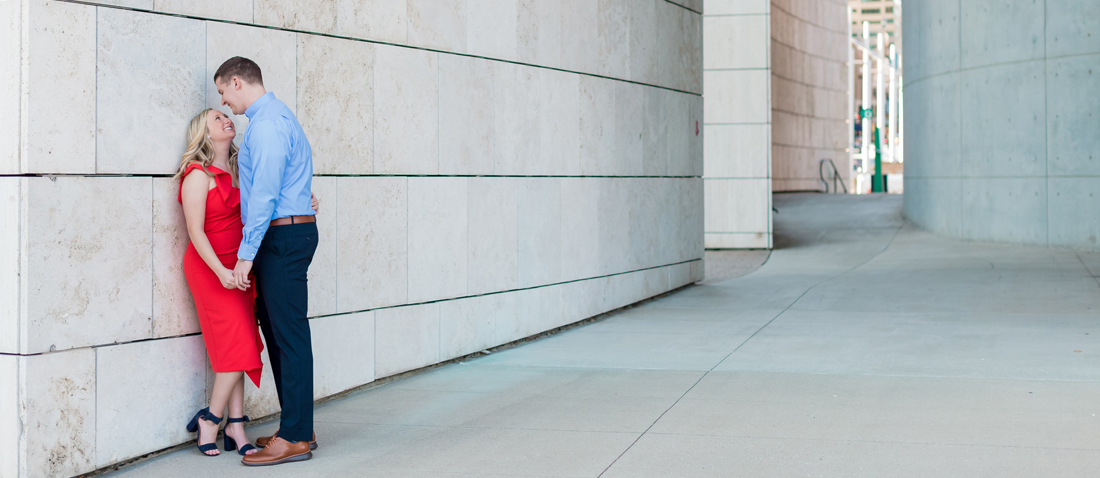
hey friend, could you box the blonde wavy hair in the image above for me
[174,108,239,185]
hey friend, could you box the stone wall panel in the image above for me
[559,0,599,74]
[311,312,375,398]
[597,0,631,79]
[336,0,409,44]
[629,178,661,270]
[254,0,337,34]
[517,0,563,68]
[155,0,252,23]
[579,76,616,176]
[375,304,441,377]
[27,0,96,174]
[468,177,519,295]
[408,0,468,53]
[0,355,16,477]
[336,177,408,312]
[615,81,645,175]
[629,0,658,85]
[308,177,338,317]
[642,88,669,176]
[959,61,1045,178]
[23,348,96,478]
[439,55,495,175]
[560,178,601,282]
[597,178,631,275]
[96,8,206,174]
[374,46,439,174]
[704,124,770,178]
[408,177,469,303]
[538,68,581,176]
[703,70,769,124]
[151,178,199,338]
[960,178,1048,245]
[1047,55,1100,177]
[492,62,542,175]
[704,14,768,70]
[0,0,20,174]
[0,178,22,354]
[469,0,518,60]
[518,178,563,287]
[27,177,152,353]
[439,294,502,359]
[297,34,374,175]
[959,0,1043,69]
[94,336,206,467]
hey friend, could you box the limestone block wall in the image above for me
[0,1,704,476]
[702,0,772,249]
[903,0,1100,249]
[769,0,848,192]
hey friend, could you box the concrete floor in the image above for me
[107,193,1100,477]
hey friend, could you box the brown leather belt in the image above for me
[270,215,316,227]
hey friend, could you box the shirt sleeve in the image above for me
[238,119,290,261]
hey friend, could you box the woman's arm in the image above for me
[181,169,237,289]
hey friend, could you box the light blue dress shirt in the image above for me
[237,92,315,261]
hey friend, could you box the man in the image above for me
[214,56,318,467]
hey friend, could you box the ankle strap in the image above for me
[201,411,223,425]
[226,416,250,423]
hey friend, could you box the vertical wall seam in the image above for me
[957,0,963,236]
[94,6,99,174]
[372,45,377,174]
[1043,0,1050,247]
[149,179,154,339]
[406,177,410,304]
[437,52,441,174]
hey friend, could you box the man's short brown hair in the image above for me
[214,56,264,86]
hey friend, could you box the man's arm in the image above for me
[234,119,290,288]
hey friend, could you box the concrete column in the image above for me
[903,0,1100,249]
[702,1,771,248]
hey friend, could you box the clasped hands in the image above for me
[217,260,252,291]
[216,193,319,291]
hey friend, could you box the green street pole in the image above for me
[872,123,884,193]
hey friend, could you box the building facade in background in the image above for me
[0,1,704,476]
[849,0,901,52]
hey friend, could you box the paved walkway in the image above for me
[109,193,1100,477]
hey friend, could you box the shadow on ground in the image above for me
[108,193,1100,478]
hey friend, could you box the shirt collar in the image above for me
[244,92,276,120]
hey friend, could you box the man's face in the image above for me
[216,77,246,115]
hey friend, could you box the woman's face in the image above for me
[206,110,235,143]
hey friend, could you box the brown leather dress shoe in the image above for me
[241,437,312,466]
[256,430,318,450]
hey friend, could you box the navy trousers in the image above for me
[254,222,318,443]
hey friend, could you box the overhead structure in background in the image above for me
[849,20,902,194]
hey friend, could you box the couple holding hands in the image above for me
[177,57,318,467]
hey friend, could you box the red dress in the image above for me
[179,163,264,387]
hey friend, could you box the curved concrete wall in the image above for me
[903,0,1100,249]
[0,1,703,476]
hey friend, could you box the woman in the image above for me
[176,108,317,456]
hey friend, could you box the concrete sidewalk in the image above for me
[107,193,1100,477]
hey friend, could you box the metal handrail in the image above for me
[819,158,848,194]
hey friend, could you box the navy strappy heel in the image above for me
[186,407,222,456]
[223,416,258,455]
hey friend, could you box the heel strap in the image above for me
[226,416,250,423]
[200,411,223,425]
